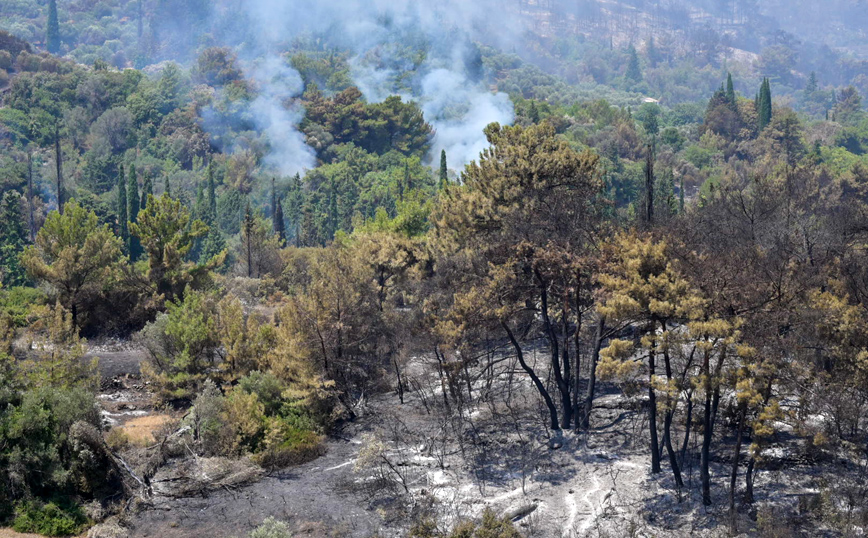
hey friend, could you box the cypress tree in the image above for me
[243,203,253,278]
[0,191,30,287]
[271,178,277,219]
[439,150,448,188]
[117,166,129,251]
[643,144,654,225]
[200,225,226,265]
[195,181,206,222]
[758,78,773,131]
[528,100,540,123]
[141,171,153,210]
[274,198,286,246]
[46,0,60,54]
[127,165,141,261]
[726,73,736,105]
[806,72,818,94]
[207,162,217,224]
[626,45,643,83]
[679,178,685,213]
[646,36,659,68]
[164,175,171,197]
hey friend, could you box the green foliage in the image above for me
[46,0,60,54]
[0,190,29,287]
[249,517,292,538]
[21,199,123,326]
[625,45,643,84]
[0,286,44,327]
[131,193,209,301]
[12,500,89,537]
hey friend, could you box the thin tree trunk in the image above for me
[649,347,662,474]
[701,349,713,505]
[661,321,683,488]
[581,318,605,431]
[393,356,404,404]
[680,389,694,466]
[730,404,747,529]
[503,322,560,431]
[537,273,571,428]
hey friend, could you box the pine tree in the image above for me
[46,0,60,54]
[439,150,448,188]
[128,165,142,261]
[274,198,286,246]
[117,166,129,252]
[626,45,643,83]
[141,171,153,210]
[726,72,736,105]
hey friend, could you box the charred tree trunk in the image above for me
[701,349,713,505]
[536,271,572,429]
[581,318,605,431]
[661,322,683,488]
[649,347,662,474]
[503,322,560,431]
[730,403,747,529]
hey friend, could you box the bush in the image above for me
[12,500,90,537]
[249,517,292,538]
[0,287,45,327]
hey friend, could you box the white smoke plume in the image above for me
[211,0,526,172]
[248,57,317,176]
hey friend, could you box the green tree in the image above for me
[199,224,226,266]
[21,200,123,326]
[128,165,142,261]
[46,0,60,54]
[758,78,772,131]
[117,166,129,252]
[130,194,208,302]
[726,72,736,105]
[207,163,217,224]
[439,149,448,188]
[0,192,29,287]
[274,198,286,246]
[141,171,153,210]
[626,45,643,83]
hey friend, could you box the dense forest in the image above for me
[0,1,867,537]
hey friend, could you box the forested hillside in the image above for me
[0,1,866,537]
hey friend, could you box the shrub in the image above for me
[12,500,89,537]
[0,287,45,327]
[249,517,292,538]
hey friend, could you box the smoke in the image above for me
[248,57,317,176]
[209,0,526,173]
[421,68,514,168]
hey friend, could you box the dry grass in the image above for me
[0,530,84,538]
[114,414,173,446]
